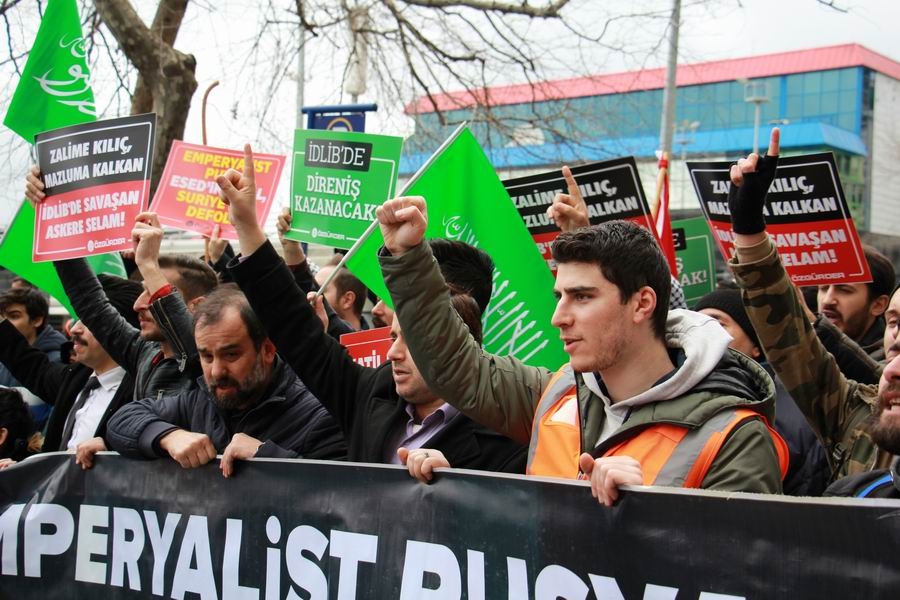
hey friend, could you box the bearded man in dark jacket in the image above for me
[219,145,526,481]
[106,285,346,476]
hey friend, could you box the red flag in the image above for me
[654,153,678,276]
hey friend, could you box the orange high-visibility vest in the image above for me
[526,366,789,486]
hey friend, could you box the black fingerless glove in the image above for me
[728,154,779,234]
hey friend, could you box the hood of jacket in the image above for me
[580,309,776,445]
[583,309,731,413]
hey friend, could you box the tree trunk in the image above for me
[93,0,196,196]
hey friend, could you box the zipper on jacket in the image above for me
[154,299,189,372]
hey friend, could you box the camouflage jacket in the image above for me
[731,238,895,481]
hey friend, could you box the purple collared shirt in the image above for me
[384,402,460,464]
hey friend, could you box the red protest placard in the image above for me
[33,114,156,261]
[150,141,286,239]
[688,153,871,285]
[340,326,392,369]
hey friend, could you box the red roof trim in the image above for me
[407,44,900,114]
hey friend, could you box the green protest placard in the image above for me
[672,216,716,307]
[286,129,403,246]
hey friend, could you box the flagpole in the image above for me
[653,151,668,222]
[315,121,469,297]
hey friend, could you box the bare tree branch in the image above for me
[132,0,189,114]
[93,0,196,194]
[816,0,849,13]
[400,0,570,18]
[0,0,28,17]
[2,0,736,204]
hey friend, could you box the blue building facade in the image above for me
[404,45,900,233]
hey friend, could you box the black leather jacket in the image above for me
[55,258,196,401]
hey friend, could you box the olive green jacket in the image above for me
[381,242,783,493]
[731,237,894,480]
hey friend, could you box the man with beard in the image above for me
[814,247,894,362]
[315,262,371,331]
[371,297,395,328]
[219,146,525,480]
[105,285,346,475]
[824,348,900,498]
[728,128,900,496]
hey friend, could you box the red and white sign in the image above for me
[689,153,872,285]
[340,326,392,369]
[33,114,156,261]
[150,141,286,239]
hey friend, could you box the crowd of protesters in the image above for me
[1,127,898,502]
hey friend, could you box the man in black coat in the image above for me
[0,275,140,467]
[693,289,830,495]
[106,285,346,476]
[220,145,526,481]
[26,166,217,402]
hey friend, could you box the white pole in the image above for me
[296,6,305,130]
[658,0,682,157]
[753,101,761,155]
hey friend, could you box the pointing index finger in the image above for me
[562,165,579,196]
[243,143,255,181]
[766,128,780,157]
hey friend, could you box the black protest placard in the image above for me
[503,158,656,272]
[33,113,156,261]
[688,152,871,285]
[2,453,898,599]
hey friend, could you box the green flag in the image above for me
[2,0,125,313]
[348,128,567,370]
[0,204,76,314]
[4,0,96,140]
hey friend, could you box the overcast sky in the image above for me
[2,0,898,227]
[677,0,897,65]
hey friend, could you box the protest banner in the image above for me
[286,130,403,247]
[150,141,286,239]
[688,153,872,285]
[347,128,567,370]
[33,114,156,262]
[340,326,392,370]
[672,216,717,307]
[503,158,658,273]
[1,453,897,599]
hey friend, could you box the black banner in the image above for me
[504,157,653,234]
[687,153,853,227]
[686,153,872,285]
[1,453,898,598]
[503,158,656,272]
[35,113,156,195]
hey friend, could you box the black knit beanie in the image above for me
[693,289,760,349]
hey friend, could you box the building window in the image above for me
[507,124,546,147]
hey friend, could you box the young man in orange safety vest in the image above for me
[375,196,788,505]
